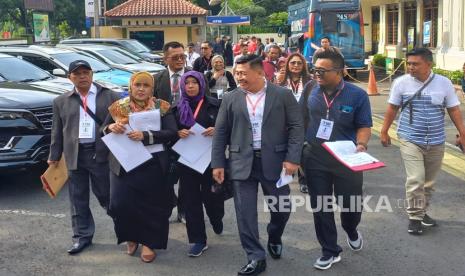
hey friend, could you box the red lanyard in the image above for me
[322,84,344,119]
[80,94,89,116]
[290,79,300,93]
[193,99,204,119]
[246,93,265,117]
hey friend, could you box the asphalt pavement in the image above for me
[1,79,465,276]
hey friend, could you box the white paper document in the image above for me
[172,123,212,163]
[129,110,163,153]
[101,125,152,172]
[178,146,212,174]
[276,168,294,188]
[322,140,384,171]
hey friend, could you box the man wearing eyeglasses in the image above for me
[302,50,372,270]
[193,41,214,74]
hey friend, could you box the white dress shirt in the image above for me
[168,67,185,104]
[244,81,267,149]
[77,84,97,143]
[185,51,200,68]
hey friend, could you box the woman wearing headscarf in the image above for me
[172,71,225,257]
[204,55,237,99]
[102,72,178,263]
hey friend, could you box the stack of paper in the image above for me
[322,141,385,172]
[129,110,163,153]
[172,123,212,174]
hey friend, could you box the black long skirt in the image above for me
[109,155,171,249]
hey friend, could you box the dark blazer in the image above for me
[102,109,178,176]
[211,82,304,181]
[49,83,120,170]
[172,96,220,132]
[153,68,209,104]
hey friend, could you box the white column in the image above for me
[378,4,387,54]
[451,0,464,50]
[416,0,424,47]
[396,1,405,56]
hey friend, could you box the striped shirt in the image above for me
[388,72,460,145]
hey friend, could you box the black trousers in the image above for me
[178,165,224,244]
[233,156,291,261]
[304,147,363,258]
[67,146,111,243]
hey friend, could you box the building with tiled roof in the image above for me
[100,0,209,51]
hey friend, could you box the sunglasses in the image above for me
[313,68,342,76]
[201,47,210,50]
[168,54,187,60]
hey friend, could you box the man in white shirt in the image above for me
[185,42,200,69]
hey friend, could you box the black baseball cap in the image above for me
[69,60,92,73]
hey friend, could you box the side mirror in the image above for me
[52,68,66,77]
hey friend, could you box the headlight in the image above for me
[0,111,24,120]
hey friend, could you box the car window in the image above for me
[0,57,51,82]
[0,75,5,82]
[120,41,149,53]
[96,49,138,64]
[113,48,144,62]
[22,55,59,74]
[51,52,111,72]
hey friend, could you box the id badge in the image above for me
[217,89,224,99]
[316,119,334,140]
[251,119,262,148]
[79,116,94,139]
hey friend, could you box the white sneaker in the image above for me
[347,230,363,251]
[313,255,341,270]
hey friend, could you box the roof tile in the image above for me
[105,0,208,17]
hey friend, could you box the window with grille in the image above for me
[387,4,398,45]
[404,2,417,47]
[423,0,438,48]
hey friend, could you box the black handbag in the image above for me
[165,149,180,185]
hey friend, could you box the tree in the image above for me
[267,12,288,26]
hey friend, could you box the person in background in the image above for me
[312,36,343,65]
[223,36,234,66]
[173,71,225,257]
[234,42,249,65]
[264,37,276,53]
[48,60,120,255]
[104,72,178,263]
[276,52,312,194]
[381,48,465,235]
[256,38,265,57]
[274,57,288,85]
[213,37,224,56]
[193,41,214,74]
[186,42,200,69]
[205,55,236,99]
[247,36,258,55]
[233,38,244,57]
[263,45,281,82]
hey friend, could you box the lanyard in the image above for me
[80,94,89,116]
[193,99,204,120]
[203,57,211,70]
[290,79,300,94]
[322,84,344,119]
[246,93,266,117]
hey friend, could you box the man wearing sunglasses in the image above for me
[193,41,214,74]
[302,50,372,270]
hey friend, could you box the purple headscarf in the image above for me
[177,71,206,127]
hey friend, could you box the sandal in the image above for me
[141,246,157,263]
[127,241,139,256]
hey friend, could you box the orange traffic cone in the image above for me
[367,63,379,96]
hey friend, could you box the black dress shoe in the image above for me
[267,242,282,259]
[211,220,223,235]
[67,241,92,255]
[238,259,266,276]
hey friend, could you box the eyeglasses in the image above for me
[289,61,304,66]
[313,68,341,76]
[168,54,187,61]
[200,47,210,50]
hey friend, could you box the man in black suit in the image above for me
[212,55,304,275]
[193,41,214,74]
[48,60,120,255]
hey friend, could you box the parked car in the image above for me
[59,38,163,64]
[0,46,130,92]
[0,53,73,93]
[0,77,60,171]
[58,44,165,74]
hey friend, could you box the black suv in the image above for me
[0,79,60,171]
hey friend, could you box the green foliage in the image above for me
[268,12,288,26]
[433,68,464,84]
[372,54,386,68]
[57,21,72,39]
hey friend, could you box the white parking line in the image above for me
[0,209,66,218]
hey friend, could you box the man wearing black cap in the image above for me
[48,60,120,255]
